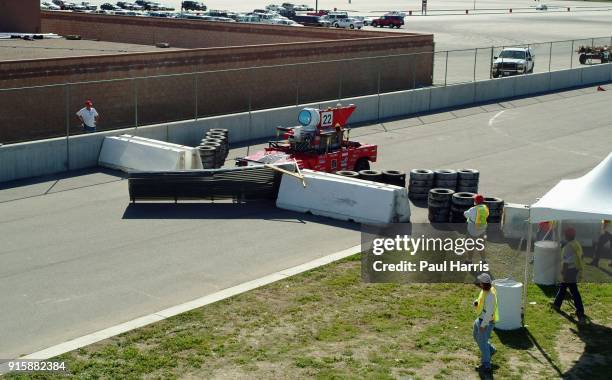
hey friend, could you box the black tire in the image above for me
[334,23,340,28]
[484,197,504,210]
[458,179,478,186]
[410,169,435,180]
[452,192,476,206]
[457,187,479,194]
[382,170,406,186]
[359,170,383,182]
[371,22,378,27]
[428,199,451,208]
[336,170,359,178]
[349,24,355,29]
[409,186,430,194]
[457,169,479,180]
[409,193,428,200]
[434,180,457,187]
[409,179,433,187]
[428,188,455,200]
[354,158,370,172]
[434,169,458,180]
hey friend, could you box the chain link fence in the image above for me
[1,36,610,145]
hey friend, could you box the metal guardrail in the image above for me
[0,36,610,145]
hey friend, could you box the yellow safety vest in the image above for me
[476,287,499,323]
[475,204,489,226]
[563,239,584,272]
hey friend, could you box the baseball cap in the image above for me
[477,273,492,284]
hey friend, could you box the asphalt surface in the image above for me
[1,85,610,359]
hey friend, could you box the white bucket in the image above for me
[492,278,523,331]
[533,240,560,285]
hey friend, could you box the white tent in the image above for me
[521,152,612,325]
[530,152,612,223]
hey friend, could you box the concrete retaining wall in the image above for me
[1,63,610,183]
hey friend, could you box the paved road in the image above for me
[1,86,611,358]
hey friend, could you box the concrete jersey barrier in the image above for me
[276,170,411,225]
[98,135,203,172]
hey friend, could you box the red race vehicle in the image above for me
[237,104,377,172]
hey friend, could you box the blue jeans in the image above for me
[473,318,495,368]
[83,124,96,133]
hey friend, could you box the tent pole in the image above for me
[522,209,532,327]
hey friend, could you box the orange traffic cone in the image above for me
[597,85,606,91]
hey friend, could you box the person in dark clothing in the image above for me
[552,227,586,323]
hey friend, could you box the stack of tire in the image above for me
[450,192,476,223]
[456,169,479,193]
[484,197,504,224]
[408,169,435,200]
[433,169,458,191]
[199,129,230,169]
[428,188,455,223]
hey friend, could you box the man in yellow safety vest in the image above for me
[473,272,499,373]
[464,194,490,265]
[552,227,586,323]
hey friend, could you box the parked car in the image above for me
[536,4,548,10]
[117,2,143,10]
[101,3,121,11]
[42,2,62,10]
[324,15,363,29]
[491,47,535,78]
[291,15,330,27]
[182,1,206,11]
[80,2,97,10]
[273,19,303,26]
[52,0,68,9]
[370,15,404,28]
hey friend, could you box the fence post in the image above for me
[570,39,574,69]
[548,42,552,72]
[377,63,381,122]
[338,60,343,101]
[473,48,478,82]
[194,74,198,121]
[489,47,493,79]
[412,54,417,88]
[65,84,70,171]
[444,51,449,86]
[134,78,138,132]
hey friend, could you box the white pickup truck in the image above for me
[324,14,363,29]
[491,47,535,78]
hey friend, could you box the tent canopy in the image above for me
[530,153,612,223]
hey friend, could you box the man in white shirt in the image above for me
[473,273,498,373]
[76,100,99,133]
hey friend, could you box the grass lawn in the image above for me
[7,251,612,380]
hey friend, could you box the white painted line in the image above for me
[1,244,361,373]
[488,110,505,126]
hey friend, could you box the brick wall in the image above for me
[0,0,40,33]
[0,13,434,143]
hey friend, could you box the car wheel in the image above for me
[334,23,340,28]
[371,22,377,27]
[349,24,354,29]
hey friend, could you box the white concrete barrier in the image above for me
[474,76,515,103]
[276,170,410,225]
[514,72,551,97]
[98,135,202,172]
[429,82,475,109]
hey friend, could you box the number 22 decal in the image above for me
[321,112,333,127]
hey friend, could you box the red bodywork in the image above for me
[238,104,377,172]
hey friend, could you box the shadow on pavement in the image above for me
[122,201,360,230]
